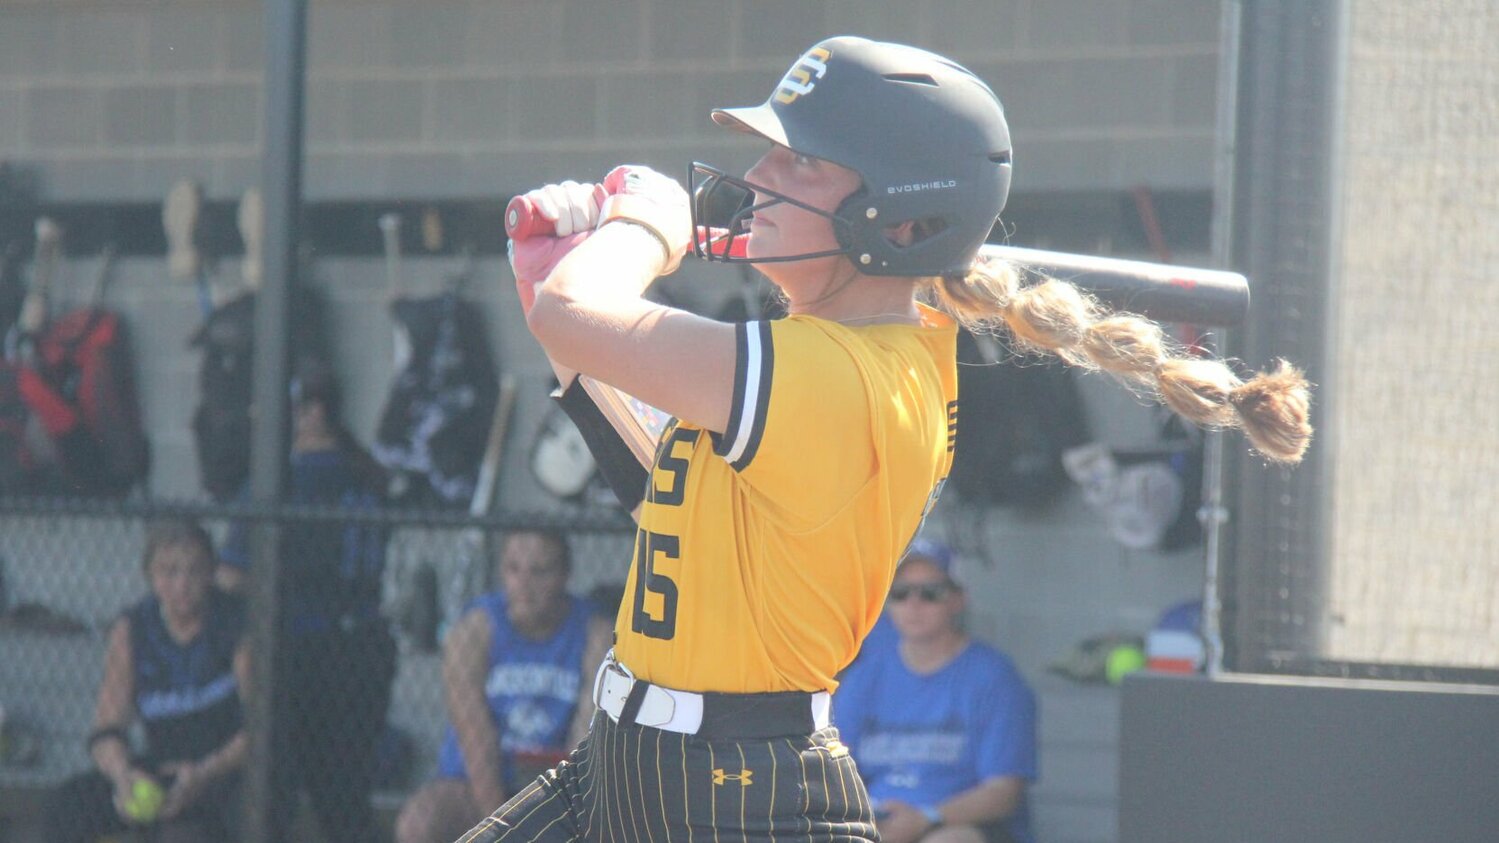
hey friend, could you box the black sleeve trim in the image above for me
[553,379,649,513]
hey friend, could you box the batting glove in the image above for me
[598,165,692,275]
[508,181,608,314]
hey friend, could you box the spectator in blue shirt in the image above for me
[47,518,249,843]
[835,538,1038,843]
[394,528,610,843]
[218,359,396,842]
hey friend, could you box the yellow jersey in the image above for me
[612,305,958,693]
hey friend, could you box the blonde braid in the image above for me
[929,254,1313,465]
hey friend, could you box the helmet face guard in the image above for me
[688,161,856,266]
[700,36,1013,278]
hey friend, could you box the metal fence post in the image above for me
[241,1,305,840]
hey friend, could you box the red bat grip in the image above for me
[504,182,614,240]
[505,194,551,240]
[508,188,740,259]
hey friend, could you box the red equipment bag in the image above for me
[29,306,150,495]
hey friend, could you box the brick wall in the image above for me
[2,0,1221,201]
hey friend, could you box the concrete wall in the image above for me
[0,3,1228,841]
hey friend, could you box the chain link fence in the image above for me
[0,495,633,841]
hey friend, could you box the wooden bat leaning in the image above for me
[378,213,403,299]
[471,373,519,519]
[505,192,1249,327]
[20,217,62,338]
[450,373,520,628]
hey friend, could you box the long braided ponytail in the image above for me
[928,254,1313,464]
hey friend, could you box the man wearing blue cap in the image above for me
[834,538,1039,843]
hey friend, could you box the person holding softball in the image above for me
[465,35,1310,842]
[47,518,250,843]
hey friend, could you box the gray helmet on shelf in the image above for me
[693,35,1012,277]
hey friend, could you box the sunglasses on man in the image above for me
[888,582,955,603]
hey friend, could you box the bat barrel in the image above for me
[984,244,1250,327]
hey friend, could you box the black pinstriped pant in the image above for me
[456,710,878,842]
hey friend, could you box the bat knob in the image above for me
[35,217,62,246]
[504,195,536,239]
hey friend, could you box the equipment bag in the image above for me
[190,292,255,502]
[0,363,38,493]
[0,246,33,492]
[372,291,498,507]
[31,306,151,495]
[948,330,1090,508]
[190,287,330,501]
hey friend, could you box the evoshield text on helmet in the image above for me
[691,36,1012,277]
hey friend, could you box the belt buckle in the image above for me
[593,652,635,714]
[606,657,634,682]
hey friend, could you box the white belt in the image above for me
[592,653,831,736]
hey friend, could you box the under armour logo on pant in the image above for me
[712,768,753,786]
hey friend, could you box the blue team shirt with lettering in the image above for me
[436,592,591,789]
[128,589,245,764]
[834,636,1038,843]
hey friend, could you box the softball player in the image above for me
[464,35,1310,843]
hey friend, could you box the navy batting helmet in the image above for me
[691,36,1012,278]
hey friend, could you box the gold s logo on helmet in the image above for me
[775,47,832,104]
